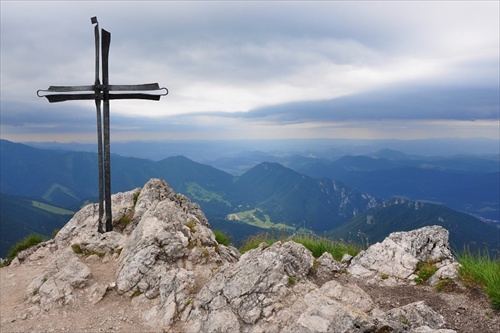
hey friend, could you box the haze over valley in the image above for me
[1,138,498,259]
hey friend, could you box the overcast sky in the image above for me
[1,1,499,143]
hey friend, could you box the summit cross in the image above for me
[37,16,168,233]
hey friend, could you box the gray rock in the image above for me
[383,301,446,330]
[18,179,461,333]
[411,326,457,333]
[54,188,137,255]
[88,282,108,304]
[27,249,92,310]
[428,263,460,287]
[282,279,376,333]
[348,226,457,283]
[115,179,239,298]
[312,251,347,283]
[185,241,315,331]
[183,241,396,333]
[388,226,455,263]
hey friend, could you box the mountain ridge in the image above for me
[329,198,500,255]
[1,139,497,258]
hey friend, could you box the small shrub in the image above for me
[71,244,104,258]
[71,244,83,254]
[214,230,232,247]
[186,220,197,233]
[131,290,143,298]
[88,250,105,258]
[118,215,131,225]
[435,278,456,292]
[7,234,46,260]
[380,273,389,280]
[414,261,438,285]
[288,276,296,285]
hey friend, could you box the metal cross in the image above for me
[37,17,168,233]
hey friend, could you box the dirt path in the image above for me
[0,255,158,333]
[351,276,500,333]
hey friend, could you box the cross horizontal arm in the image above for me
[37,84,168,103]
[39,85,96,93]
[39,91,168,103]
[38,83,165,94]
[42,93,97,103]
[109,83,161,91]
[108,93,162,101]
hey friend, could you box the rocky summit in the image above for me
[1,179,498,333]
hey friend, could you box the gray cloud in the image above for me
[1,1,498,142]
[238,85,500,123]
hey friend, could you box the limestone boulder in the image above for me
[185,241,315,332]
[54,188,140,255]
[115,179,240,299]
[26,249,92,310]
[348,226,457,283]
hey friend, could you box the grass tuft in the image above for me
[291,235,362,261]
[239,232,363,261]
[456,247,500,310]
[7,234,46,260]
[239,232,280,253]
[214,230,232,247]
[133,192,140,207]
[414,261,438,285]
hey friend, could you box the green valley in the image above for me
[227,209,295,231]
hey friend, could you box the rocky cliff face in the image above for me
[1,179,498,333]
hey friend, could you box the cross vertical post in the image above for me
[37,17,168,233]
[91,17,105,234]
[101,29,112,232]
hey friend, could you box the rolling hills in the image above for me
[1,139,498,257]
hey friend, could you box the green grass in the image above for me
[291,235,362,261]
[239,232,282,253]
[214,230,232,247]
[133,192,140,207]
[414,261,438,285]
[456,247,500,310]
[7,234,46,261]
[239,232,363,261]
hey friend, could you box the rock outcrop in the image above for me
[10,178,471,333]
[348,226,459,284]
